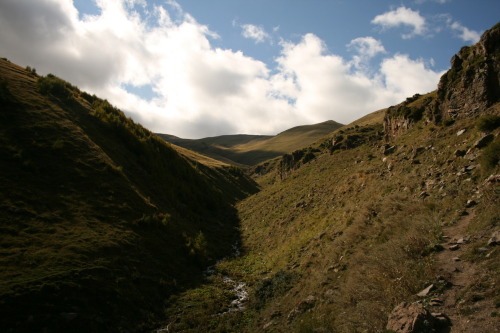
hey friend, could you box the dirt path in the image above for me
[433,207,499,333]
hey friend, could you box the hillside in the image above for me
[0,58,257,332]
[158,120,343,167]
[155,23,500,333]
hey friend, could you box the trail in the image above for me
[433,207,499,333]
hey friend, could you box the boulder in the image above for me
[382,144,397,155]
[431,312,451,328]
[465,199,477,208]
[488,231,499,246]
[386,302,443,333]
[417,284,434,297]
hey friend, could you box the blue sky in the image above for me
[0,0,498,138]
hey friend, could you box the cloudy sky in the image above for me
[0,0,498,138]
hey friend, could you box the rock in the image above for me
[485,174,500,183]
[449,244,460,251]
[287,295,317,321]
[459,210,469,216]
[430,244,444,252]
[452,257,461,261]
[430,298,443,306]
[465,165,477,172]
[465,200,477,208]
[487,231,499,246]
[456,129,466,136]
[477,247,489,253]
[431,312,451,328]
[419,191,429,198]
[417,284,434,297]
[263,321,274,330]
[382,144,397,155]
[386,302,440,333]
[456,236,470,244]
[474,134,495,149]
[454,149,466,157]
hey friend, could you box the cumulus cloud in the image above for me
[0,0,444,138]
[450,21,481,43]
[241,24,271,44]
[372,6,427,39]
[273,34,444,124]
[347,37,386,69]
[380,54,444,97]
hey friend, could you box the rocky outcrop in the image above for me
[384,93,435,140]
[278,148,317,180]
[385,22,500,140]
[386,302,450,333]
[434,23,500,122]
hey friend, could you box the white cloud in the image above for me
[273,34,444,124]
[0,0,445,138]
[348,37,386,58]
[372,6,426,39]
[380,54,445,97]
[241,24,270,44]
[347,37,386,69]
[450,21,481,43]
[415,0,450,4]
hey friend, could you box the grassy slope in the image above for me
[0,59,257,332]
[160,95,499,332]
[158,120,343,167]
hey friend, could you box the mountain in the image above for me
[154,23,500,333]
[0,58,257,332]
[157,120,343,167]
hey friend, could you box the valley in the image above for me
[0,22,499,333]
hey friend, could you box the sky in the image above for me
[0,1,498,138]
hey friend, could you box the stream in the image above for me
[205,242,249,315]
[155,242,248,332]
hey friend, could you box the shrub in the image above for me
[480,136,500,175]
[253,270,297,308]
[37,74,72,99]
[0,78,12,102]
[477,115,500,132]
[26,66,36,75]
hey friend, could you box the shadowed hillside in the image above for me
[158,120,343,167]
[0,58,257,332]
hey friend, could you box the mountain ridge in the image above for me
[157,120,343,167]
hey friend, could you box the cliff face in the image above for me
[385,22,500,140]
[435,23,500,121]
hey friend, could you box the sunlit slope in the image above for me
[158,120,342,166]
[156,23,500,333]
[0,58,257,332]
